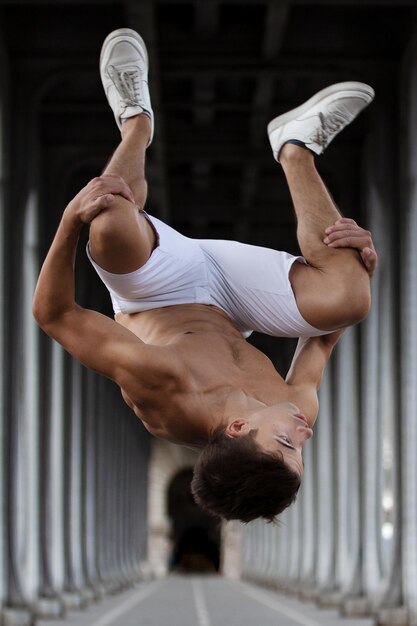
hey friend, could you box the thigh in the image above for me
[289,254,370,331]
[199,239,326,337]
[87,214,212,316]
[88,199,157,274]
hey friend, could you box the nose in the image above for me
[295,425,313,443]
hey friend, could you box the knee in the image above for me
[332,277,371,327]
[346,289,371,325]
[89,197,134,247]
[292,261,372,331]
[89,203,116,235]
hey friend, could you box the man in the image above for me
[33,29,377,523]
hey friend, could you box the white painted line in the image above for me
[191,578,212,626]
[89,581,163,626]
[230,581,323,626]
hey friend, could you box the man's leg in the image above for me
[88,114,156,274]
[281,144,370,330]
[267,82,375,330]
[88,28,156,274]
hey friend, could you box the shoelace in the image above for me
[311,110,350,148]
[108,66,144,107]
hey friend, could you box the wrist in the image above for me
[62,204,83,233]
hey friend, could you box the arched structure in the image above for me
[0,3,417,625]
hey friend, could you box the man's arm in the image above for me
[32,175,178,392]
[285,219,376,419]
[285,331,344,421]
[286,330,344,388]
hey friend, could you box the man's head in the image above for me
[191,402,313,523]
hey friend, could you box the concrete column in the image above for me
[221,521,243,579]
[6,191,41,625]
[361,267,381,599]
[299,438,316,592]
[360,100,401,619]
[127,408,150,579]
[334,329,361,597]
[0,187,5,609]
[81,376,150,587]
[241,519,257,576]
[95,376,117,588]
[62,358,86,608]
[37,341,66,618]
[287,494,301,583]
[95,376,111,587]
[0,35,7,611]
[245,521,258,579]
[263,522,277,581]
[315,367,336,592]
[259,523,271,581]
[400,33,417,625]
[83,370,100,593]
[276,506,291,583]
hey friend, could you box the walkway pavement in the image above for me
[37,575,375,626]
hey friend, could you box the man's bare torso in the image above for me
[115,304,295,447]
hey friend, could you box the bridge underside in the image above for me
[0,2,417,625]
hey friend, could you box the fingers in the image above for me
[324,218,373,250]
[324,219,361,240]
[95,194,115,209]
[323,217,378,278]
[76,194,114,223]
[360,247,378,278]
[69,175,136,225]
[89,174,135,204]
[74,174,135,215]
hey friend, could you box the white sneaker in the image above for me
[100,28,154,144]
[267,82,374,162]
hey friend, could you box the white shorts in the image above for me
[86,213,327,339]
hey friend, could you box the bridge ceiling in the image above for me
[0,0,415,358]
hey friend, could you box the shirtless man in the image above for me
[32,29,377,523]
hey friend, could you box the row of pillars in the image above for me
[240,35,417,626]
[0,49,152,626]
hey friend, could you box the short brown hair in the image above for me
[191,428,301,523]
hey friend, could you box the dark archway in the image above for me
[167,468,220,574]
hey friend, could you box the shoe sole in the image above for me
[267,81,375,136]
[100,27,149,74]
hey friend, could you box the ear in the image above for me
[225,419,250,439]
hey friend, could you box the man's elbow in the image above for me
[32,300,54,331]
[32,294,70,331]
[32,293,46,327]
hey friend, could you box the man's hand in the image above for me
[323,218,378,278]
[64,174,135,224]
[33,173,135,326]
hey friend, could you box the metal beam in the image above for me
[237,1,291,242]
[0,0,415,5]
[125,0,171,222]
[195,1,219,38]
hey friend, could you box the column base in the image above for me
[377,606,410,626]
[298,586,319,602]
[1,608,33,626]
[61,591,84,610]
[80,587,96,607]
[341,595,372,617]
[316,590,344,608]
[35,597,65,619]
